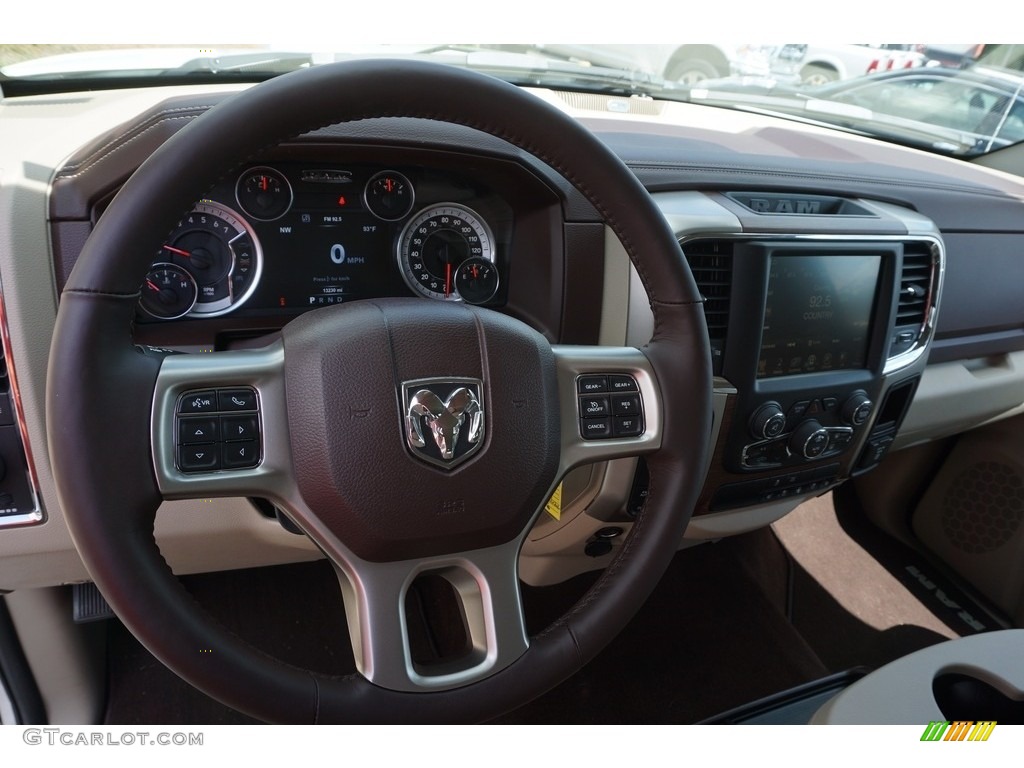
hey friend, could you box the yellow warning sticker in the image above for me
[545,483,563,521]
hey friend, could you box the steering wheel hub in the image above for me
[282,298,560,562]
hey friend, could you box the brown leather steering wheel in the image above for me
[46,59,711,723]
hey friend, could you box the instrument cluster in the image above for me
[138,162,511,322]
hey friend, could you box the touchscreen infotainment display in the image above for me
[758,255,881,378]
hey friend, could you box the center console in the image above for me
[646,192,944,526]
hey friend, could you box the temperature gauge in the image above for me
[139,263,198,320]
[455,257,499,305]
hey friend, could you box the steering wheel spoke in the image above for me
[553,345,663,474]
[151,339,291,500]
[312,533,528,692]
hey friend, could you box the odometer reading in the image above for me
[397,203,495,301]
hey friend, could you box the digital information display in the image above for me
[758,255,881,378]
[250,210,400,311]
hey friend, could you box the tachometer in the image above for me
[397,203,495,301]
[155,201,263,318]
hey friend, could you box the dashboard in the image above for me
[2,82,1024,590]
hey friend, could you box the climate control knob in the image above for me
[790,420,830,459]
[750,402,787,440]
[842,391,873,426]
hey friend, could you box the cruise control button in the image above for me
[613,415,643,437]
[608,375,639,392]
[221,415,259,442]
[179,443,219,472]
[179,390,217,414]
[179,417,219,444]
[222,441,259,469]
[611,394,641,416]
[218,388,258,411]
[579,396,611,418]
[577,376,608,395]
[581,418,612,439]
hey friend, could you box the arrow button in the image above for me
[221,415,259,442]
[222,440,259,469]
[179,417,219,444]
[178,443,220,472]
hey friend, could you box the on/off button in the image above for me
[578,396,610,418]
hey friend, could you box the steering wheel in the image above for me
[46,60,712,724]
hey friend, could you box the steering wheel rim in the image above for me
[46,59,712,723]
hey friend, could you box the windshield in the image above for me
[4,43,1023,158]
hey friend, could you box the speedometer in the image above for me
[396,203,495,301]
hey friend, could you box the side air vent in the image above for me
[889,244,935,358]
[682,239,733,374]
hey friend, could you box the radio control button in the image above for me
[750,402,786,440]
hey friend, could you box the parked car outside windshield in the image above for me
[3,42,1023,160]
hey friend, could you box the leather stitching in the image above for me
[58,107,216,180]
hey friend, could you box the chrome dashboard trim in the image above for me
[0,274,43,529]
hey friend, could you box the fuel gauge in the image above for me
[455,257,499,305]
[364,171,414,221]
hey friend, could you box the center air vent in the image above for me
[682,239,733,374]
[889,244,935,358]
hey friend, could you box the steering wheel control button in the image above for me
[613,415,643,437]
[577,373,644,440]
[178,444,220,472]
[581,418,612,439]
[178,390,217,413]
[611,394,641,416]
[607,375,639,392]
[179,417,219,444]
[579,396,611,418]
[174,388,261,473]
[577,375,607,394]
[218,388,258,411]
[222,441,259,469]
[221,415,259,442]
